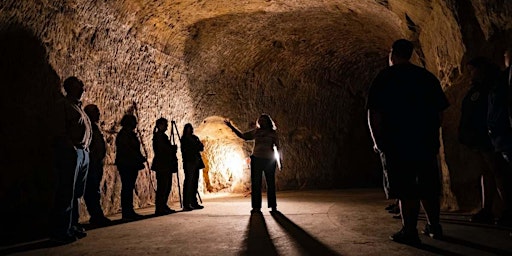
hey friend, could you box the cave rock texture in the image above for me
[1,0,511,244]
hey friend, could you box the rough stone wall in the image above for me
[0,1,403,242]
[2,0,512,244]
[384,0,512,210]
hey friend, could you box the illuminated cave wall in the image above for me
[1,0,512,243]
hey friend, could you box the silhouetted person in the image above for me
[151,118,177,215]
[83,104,111,225]
[181,123,205,211]
[487,47,512,226]
[225,114,281,213]
[51,76,92,244]
[115,114,146,220]
[367,39,449,245]
[459,57,510,224]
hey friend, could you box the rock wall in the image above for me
[385,0,512,211]
[1,0,512,244]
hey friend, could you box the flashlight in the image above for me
[273,145,281,171]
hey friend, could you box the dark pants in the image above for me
[183,160,200,207]
[250,156,277,209]
[117,165,139,215]
[155,170,173,210]
[51,148,89,237]
[84,160,105,219]
[379,152,441,232]
[493,151,512,214]
[379,152,440,200]
[183,160,200,206]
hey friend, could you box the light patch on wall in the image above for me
[196,116,251,193]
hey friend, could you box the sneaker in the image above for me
[122,212,144,220]
[191,204,204,210]
[50,234,77,245]
[73,229,87,239]
[388,205,400,214]
[182,205,194,211]
[270,207,278,212]
[71,225,87,239]
[156,208,176,215]
[470,209,494,224]
[390,228,421,245]
[385,203,397,211]
[422,223,443,239]
[89,216,112,226]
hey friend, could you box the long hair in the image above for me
[256,114,276,131]
[153,117,168,134]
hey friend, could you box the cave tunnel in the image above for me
[1,0,512,248]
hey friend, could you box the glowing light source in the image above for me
[273,145,281,170]
[222,146,246,179]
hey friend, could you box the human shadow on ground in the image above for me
[270,210,341,256]
[0,212,168,254]
[441,235,512,255]
[240,211,279,256]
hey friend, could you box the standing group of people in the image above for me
[49,77,207,244]
[48,38,511,247]
[49,74,281,245]
[367,39,512,245]
[50,77,109,244]
[459,50,512,226]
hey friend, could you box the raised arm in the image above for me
[224,120,247,140]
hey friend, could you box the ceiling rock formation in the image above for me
[1,0,511,244]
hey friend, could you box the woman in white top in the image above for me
[225,114,281,213]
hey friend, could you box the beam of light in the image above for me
[273,145,281,171]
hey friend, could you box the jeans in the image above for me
[51,147,89,237]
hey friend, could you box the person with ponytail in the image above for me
[115,114,146,220]
[151,118,177,215]
[180,123,205,211]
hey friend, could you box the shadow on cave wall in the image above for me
[183,9,399,190]
[0,24,62,245]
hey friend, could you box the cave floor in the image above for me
[3,189,512,256]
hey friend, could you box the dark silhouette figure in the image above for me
[151,118,178,215]
[270,211,341,255]
[181,123,205,211]
[458,57,511,224]
[367,39,449,245]
[225,114,281,213]
[50,77,92,244]
[487,47,512,226]
[83,104,112,226]
[115,114,146,220]
[241,212,279,256]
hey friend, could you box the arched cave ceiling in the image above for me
[1,0,512,227]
